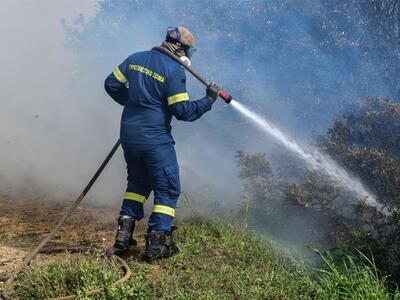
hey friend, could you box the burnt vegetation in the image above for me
[237,97,400,282]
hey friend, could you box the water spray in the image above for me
[230,101,388,215]
[154,46,388,215]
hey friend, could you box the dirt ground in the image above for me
[0,198,148,285]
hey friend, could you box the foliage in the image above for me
[236,151,278,211]
[314,249,396,300]
[321,97,400,207]
[237,97,400,282]
[321,97,400,282]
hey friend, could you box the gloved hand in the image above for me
[206,82,220,103]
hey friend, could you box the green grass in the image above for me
[125,218,317,299]
[314,249,399,300]
[13,250,122,299]
[12,219,400,299]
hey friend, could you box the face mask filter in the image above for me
[179,56,191,67]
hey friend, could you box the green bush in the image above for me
[237,98,400,282]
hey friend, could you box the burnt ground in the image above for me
[0,198,149,285]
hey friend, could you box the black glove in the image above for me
[206,82,220,103]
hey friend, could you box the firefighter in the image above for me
[104,26,220,262]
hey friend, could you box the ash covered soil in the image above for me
[0,199,147,283]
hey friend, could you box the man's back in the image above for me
[105,47,214,146]
[119,49,183,145]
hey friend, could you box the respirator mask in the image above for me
[179,56,191,66]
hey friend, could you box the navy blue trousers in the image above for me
[120,142,180,232]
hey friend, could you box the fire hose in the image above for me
[2,47,234,299]
[2,140,126,300]
[153,46,234,104]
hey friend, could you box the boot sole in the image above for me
[112,242,138,257]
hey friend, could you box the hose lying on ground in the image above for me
[0,139,128,299]
[2,246,131,300]
[44,253,131,300]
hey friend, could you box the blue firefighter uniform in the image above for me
[104,49,212,232]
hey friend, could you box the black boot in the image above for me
[113,215,137,255]
[142,230,179,262]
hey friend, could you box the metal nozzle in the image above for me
[218,90,233,104]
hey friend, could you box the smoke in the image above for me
[0,1,126,204]
[1,1,396,251]
[231,100,388,214]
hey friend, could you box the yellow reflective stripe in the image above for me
[113,67,128,84]
[124,192,146,204]
[152,205,175,217]
[167,93,189,105]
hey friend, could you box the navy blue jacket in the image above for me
[104,49,212,145]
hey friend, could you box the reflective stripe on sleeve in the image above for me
[124,192,146,204]
[113,67,128,84]
[152,205,175,217]
[167,93,189,105]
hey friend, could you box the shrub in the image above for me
[237,97,400,282]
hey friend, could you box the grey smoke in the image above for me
[0,1,395,255]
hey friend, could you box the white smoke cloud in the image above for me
[0,1,127,204]
[0,0,244,211]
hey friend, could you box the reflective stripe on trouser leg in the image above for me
[147,144,180,232]
[152,205,175,217]
[120,142,152,221]
[124,192,146,204]
[121,192,147,221]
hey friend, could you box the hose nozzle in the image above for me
[218,90,233,104]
